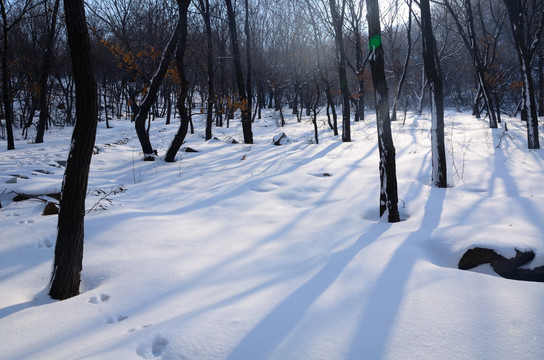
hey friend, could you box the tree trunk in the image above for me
[134,20,182,160]
[36,0,61,144]
[197,0,215,141]
[244,0,252,121]
[391,0,413,123]
[420,0,447,188]
[443,0,497,128]
[366,0,400,223]
[1,1,15,150]
[502,0,540,149]
[49,0,98,300]
[538,48,543,117]
[329,0,351,142]
[312,80,320,144]
[225,0,253,144]
[165,0,191,162]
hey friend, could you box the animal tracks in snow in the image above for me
[105,314,128,324]
[3,213,20,217]
[37,239,53,248]
[88,293,111,304]
[87,293,129,324]
[136,335,169,359]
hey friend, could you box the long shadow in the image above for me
[346,186,446,358]
[226,223,393,360]
[492,144,544,235]
[0,287,53,320]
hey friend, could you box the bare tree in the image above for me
[196,0,216,140]
[49,0,98,300]
[35,0,61,143]
[134,18,182,160]
[502,0,541,149]
[328,0,351,141]
[224,0,253,144]
[391,0,415,123]
[366,0,400,222]
[442,0,500,129]
[1,0,34,150]
[345,0,367,122]
[420,0,447,187]
[165,0,192,162]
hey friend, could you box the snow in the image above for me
[1,109,544,360]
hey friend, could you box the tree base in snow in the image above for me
[459,247,544,282]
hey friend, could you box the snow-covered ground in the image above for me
[1,109,543,360]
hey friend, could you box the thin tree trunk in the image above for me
[134,20,182,160]
[1,1,15,150]
[329,0,351,142]
[305,0,337,133]
[538,48,543,117]
[49,0,98,300]
[420,0,447,188]
[244,0,252,120]
[391,0,413,123]
[225,0,253,144]
[165,0,191,162]
[312,80,320,144]
[502,0,540,149]
[443,0,497,128]
[35,0,61,144]
[366,0,400,223]
[198,0,215,140]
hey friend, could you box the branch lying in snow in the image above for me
[86,186,126,214]
[459,247,544,282]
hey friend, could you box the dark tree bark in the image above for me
[49,0,98,300]
[420,0,447,188]
[391,0,413,123]
[311,80,320,144]
[304,0,337,134]
[244,0,252,121]
[329,0,351,142]
[197,0,215,141]
[538,47,543,117]
[502,0,541,149]
[443,0,498,128]
[164,0,191,162]
[224,0,253,144]
[366,0,400,223]
[134,18,182,161]
[346,0,366,122]
[0,0,17,150]
[35,0,61,144]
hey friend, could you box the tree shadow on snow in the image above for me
[226,222,393,360]
[346,186,446,358]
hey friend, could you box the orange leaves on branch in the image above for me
[165,66,180,84]
[510,80,523,92]
[99,38,138,73]
[136,46,162,61]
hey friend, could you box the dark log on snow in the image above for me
[459,247,544,282]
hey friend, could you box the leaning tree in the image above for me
[49,0,98,300]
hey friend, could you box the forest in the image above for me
[1,0,542,148]
[1,0,544,359]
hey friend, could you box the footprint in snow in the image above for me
[136,336,169,359]
[152,337,169,357]
[37,239,53,248]
[17,219,34,224]
[128,324,152,333]
[106,315,128,324]
[5,213,21,217]
[88,293,110,304]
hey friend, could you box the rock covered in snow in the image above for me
[272,133,292,145]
